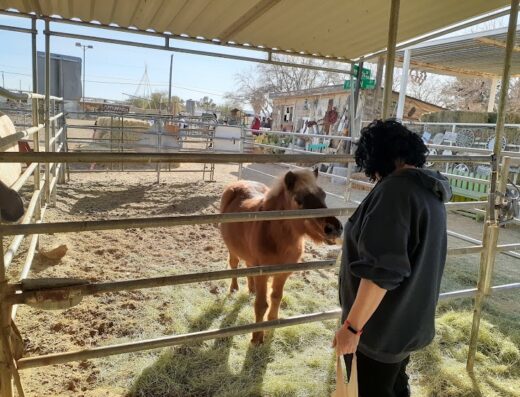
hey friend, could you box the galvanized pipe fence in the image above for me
[1,109,520,397]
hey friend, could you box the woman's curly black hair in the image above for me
[355,119,428,181]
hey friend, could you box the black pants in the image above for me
[344,351,410,397]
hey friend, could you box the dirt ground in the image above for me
[6,162,520,396]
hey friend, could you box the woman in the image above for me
[251,115,261,136]
[333,119,452,397]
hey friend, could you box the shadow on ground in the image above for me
[58,182,220,216]
[128,294,274,397]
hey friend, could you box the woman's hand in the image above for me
[332,325,360,355]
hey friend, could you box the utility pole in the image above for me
[168,54,173,114]
[76,42,93,111]
[1,71,4,87]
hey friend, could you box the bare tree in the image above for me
[507,78,520,112]
[391,68,447,106]
[228,56,347,115]
[439,77,491,111]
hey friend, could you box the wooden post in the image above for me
[467,0,518,372]
[382,0,400,119]
[0,237,13,397]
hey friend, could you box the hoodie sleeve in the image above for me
[349,182,412,290]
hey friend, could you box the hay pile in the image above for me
[93,117,151,142]
[413,311,520,396]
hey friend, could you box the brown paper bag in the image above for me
[331,353,358,397]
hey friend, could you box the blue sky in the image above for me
[0,14,259,104]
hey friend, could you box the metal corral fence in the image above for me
[63,111,219,182]
[1,99,520,394]
[1,113,519,395]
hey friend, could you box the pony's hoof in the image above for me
[229,285,239,293]
[251,332,264,345]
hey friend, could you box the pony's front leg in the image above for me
[245,262,256,294]
[228,253,240,293]
[251,275,268,344]
[267,272,290,321]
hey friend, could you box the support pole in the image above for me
[168,54,173,114]
[238,126,244,180]
[51,99,57,206]
[345,62,358,203]
[353,62,363,113]
[31,17,41,222]
[487,77,499,113]
[44,19,51,203]
[371,56,385,119]
[467,0,518,372]
[82,46,86,112]
[381,0,400,119]
[396,49,411,121]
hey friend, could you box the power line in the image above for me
[0,70,227,97]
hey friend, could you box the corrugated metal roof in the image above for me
[397,26,520,77]
[0,0,511,60]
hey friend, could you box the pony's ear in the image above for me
[284,171,297,191]
[313,167,319,179]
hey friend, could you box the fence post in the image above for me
[238,126,244,180]
[32,100,41,221]
[467,0,518,372]
[60,112,68,184]
[109,115,114,171]
[120,116,124,172]
[157,117,162,184]
[51,99,58,206]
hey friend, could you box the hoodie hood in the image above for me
[394,168,452,203]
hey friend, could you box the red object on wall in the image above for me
[251,117,261,135]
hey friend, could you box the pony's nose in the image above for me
[324,222,342,237]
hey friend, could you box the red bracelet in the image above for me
[343,320,363,335]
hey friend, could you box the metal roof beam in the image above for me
[358,6,513,61]
[219,0,282,42]
[45,28,351,74]
[477,36,520,52]
[401,57,499,78]
[0,9,352,64]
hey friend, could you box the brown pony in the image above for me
[220,168,343,344]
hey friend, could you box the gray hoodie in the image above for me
[339,168,452,363]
